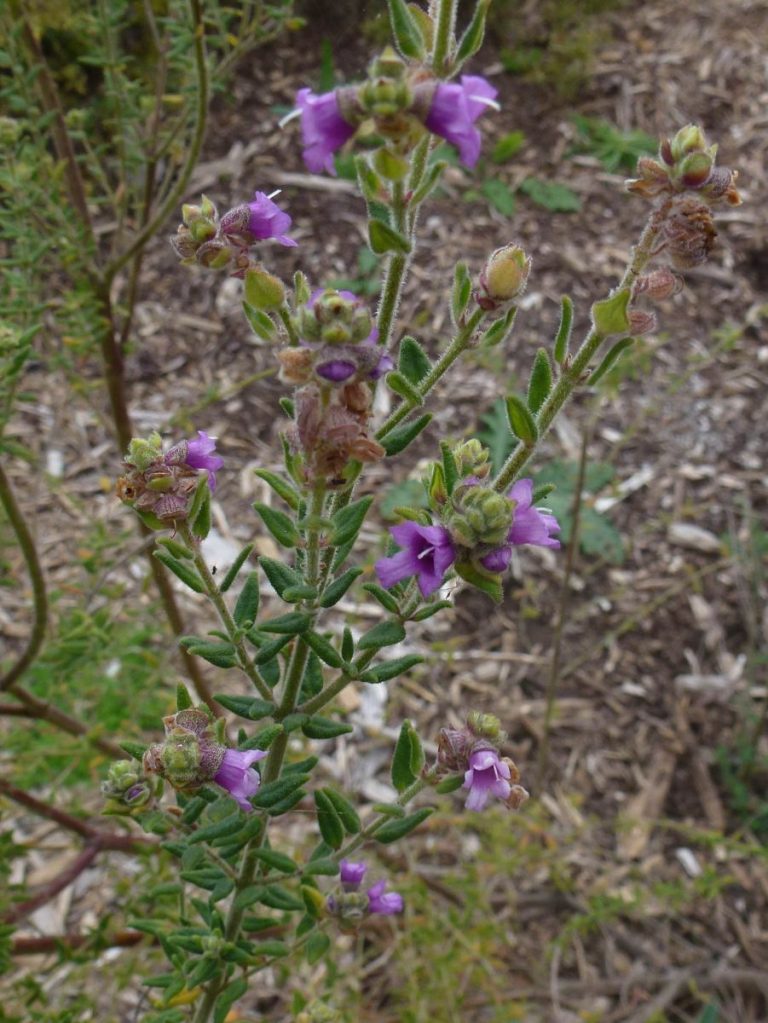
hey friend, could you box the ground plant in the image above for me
[1,0,765,1021]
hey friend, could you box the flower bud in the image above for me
[277,347,314,385]
[679,150,714,188]
[452,439,492,480]
[125,434,164,472]
[632,268,683,302]
[467,711,504,741]
[195,240,232,269]
[189,218,217,244]
[628,309,657,335]
[445,485,514,547]
[505,784,530,810]
[478,245,531,308]
[199,194,217,219]
[169,227,198,260]
[662,197,716,269]
[670,123,708,161]
[102,760,155,815]
[182,202,203,225]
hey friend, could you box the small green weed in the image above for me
[571,114,657,172]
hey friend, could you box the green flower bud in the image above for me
[445,485,514,547]
[478,245,531,308]
[189,218,217,243]
[679,150,714,188]
[452,439,491,480]
[370,46,407,80]
[125,433,163,471]
[670,123,707,161]
[467,711,504,741]
[102,760,155,815]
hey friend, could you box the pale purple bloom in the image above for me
[479,477,560,571]
[213,748,267,812]
[366,879,404,916]
[246,191,296,247]
[463,748,511,811]
[185,431,224,492]
[376,522,456,598]
[425,75,498,168]
[340,859,367,891]
[296,88,356,175]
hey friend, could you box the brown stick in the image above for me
[11,929,149,956]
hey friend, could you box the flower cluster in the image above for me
[170,190,296,275]
[116,430,223,525]
[327,860,404,922]
[293,48,498,175]
[101,760,156,816]
[437,712,529,813]
[376,455,560,598]
[143,708,267,812]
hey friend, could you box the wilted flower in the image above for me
[463,747,512,811]
[366,879,404,915]
[213,748,267,812]
[376,521,456,597]
[296,88,357,175]
[424,75,498,167]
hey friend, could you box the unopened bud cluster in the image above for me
[101,760,155,815]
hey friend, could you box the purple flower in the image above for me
[213,748,267,812]
[246,191,297,247]
[366,879,404,916]
[424,75,498,168]
[185,431,224,492]
[296,88,356,175]
[463,748,511,811]
[376,522,456,598]
[340,859,367,891]
[479,478,560,571]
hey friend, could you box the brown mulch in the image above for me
[2,0,768,1020]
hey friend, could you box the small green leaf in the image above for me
[259,886,304,912]
[251,632,292,664]
[253,503,300,548]
[361,654,424,683]
[397,335,432,384]
[214,694,275,719]
[260,558,302,599]
[304,630,344,669]
[330,496,373,547]
[451,261,473,325]
[320,787,361,833]
[187,474,211,532]
[190,485,211,539]
[153,550,206,593]
[186,641,238,668]
[254,469,301,511]
[252,848,298,873]
[375,807,434,843]
[435,774,465,794]
[176,683,192,710]
[260,612,311,635]
[357,620,406,651]
[213,978,248,1023]
[520,177,581,212]
[527,348,553,413]
[591,288,631,337]
[219,543,255,592]
[391,720,420,792]
[440,441,459,496]
[369,218,411,255]
[157,537,193,560]
[243,301,277,341]
[302,857,339,876]
[305,931,331,965]
[553,295,573,365]
[456,0,491,62]
[479,306,517,347]
[188,812,244,845]
[250,774,309,810]
[302,717,354,739]
[314,789,344,849]
[120,741,147,761]
[453,560,504,603]
[505,394,538,444]
[381,413,432,456]
[587,336,635,385]
[491,130,526,164]
[362,582,402,613]
[320,567,363,608]
[233,571,260,626]
[481,178,516,216]
[387,0,426,59]
[386,370,424,406]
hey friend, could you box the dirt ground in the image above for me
[3,0,768,1019]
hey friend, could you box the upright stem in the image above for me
[376,183,409,350]
[0,462,48,691]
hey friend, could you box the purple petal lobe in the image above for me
[185,430,224,492]
[340,859,367,890]
[425,75,498,167]
[247,191,297,247]
[377,521,456,597]
[213,748,267,812]
[367,879,404,915]
[315,359,357,382]
[507,478,561,549]
[296,88,356,175]
[463,747,511,812]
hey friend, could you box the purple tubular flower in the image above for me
[246,191,297,247]
[213,748,267,812]
[366,879,404,916]
[463,748,511,811]
[185,431,224,492]
[507,478,561,548]
[376,521,456,598]
[424,75,498,168]
[340,859,367,891]
[479,478,560,570]
[296,88,356,175]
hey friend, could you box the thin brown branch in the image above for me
[12,929,149,956]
